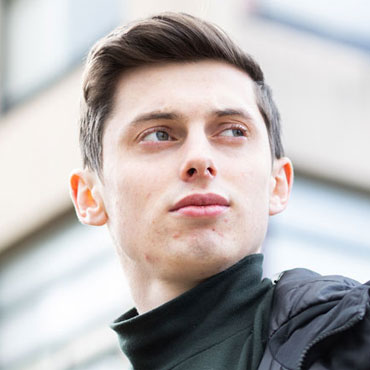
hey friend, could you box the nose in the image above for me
[179,139,218,183]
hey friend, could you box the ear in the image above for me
[269,157,294,216]
[69,169,108,226]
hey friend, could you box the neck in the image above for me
[122,255,259,314]
[132,278,200,314]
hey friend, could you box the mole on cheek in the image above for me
[172,233,181,239]
[211,228,223,237]
[144,253,158,263]
[144,253,151,262]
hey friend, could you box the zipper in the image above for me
[297,312,364,369]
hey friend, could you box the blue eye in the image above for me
[220,128,246,137]
[142,130,171,141]
[231,128,244,137]
[155,131,170,141]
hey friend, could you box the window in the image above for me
[1,0,122,111]
[254,0,370,52]
[264,176,370,283]
[0,215,131,369]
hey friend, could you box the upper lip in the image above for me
[170,193,230,211]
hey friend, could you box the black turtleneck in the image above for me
[111,254,274,370]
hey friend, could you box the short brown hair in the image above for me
[79,12,284,174]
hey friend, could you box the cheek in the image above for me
[104,174,155,259]
[227,160,271,214]
[105,162,170,224]
[229,157,271,191]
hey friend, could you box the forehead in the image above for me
[108,60,260,123]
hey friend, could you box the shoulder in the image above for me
[269,268,366,334]
[260,269,370,369]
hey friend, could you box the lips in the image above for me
[170,193,229,217]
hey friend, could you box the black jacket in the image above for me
[258,268,370,370]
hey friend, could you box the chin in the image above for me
[173,236,249,279]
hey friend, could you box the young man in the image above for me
[70,12,370,370]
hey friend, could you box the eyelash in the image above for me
[221,123,248,136]
[138,123,249,142]
[138,126,174,142]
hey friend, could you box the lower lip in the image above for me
[173,205,229,217]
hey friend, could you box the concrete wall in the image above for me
[0,67,82,250]
[236,18,370,191]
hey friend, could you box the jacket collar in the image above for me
[111,254,269,370]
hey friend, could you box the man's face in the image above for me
[99,61,280,283]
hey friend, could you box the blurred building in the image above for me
[0,0,369,369]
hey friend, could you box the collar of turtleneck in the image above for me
[111,254,272,370]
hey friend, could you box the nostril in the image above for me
[187,168,197,176]
[207,167,214,176]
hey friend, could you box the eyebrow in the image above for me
[128,108,255,128]
[129,111,181,126]
[212,108,254,122]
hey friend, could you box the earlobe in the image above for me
[69,170,108,226]
[269,157,294,216]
